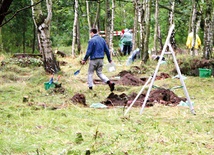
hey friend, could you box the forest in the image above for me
[0,0,213,73]
[0,0,214,154]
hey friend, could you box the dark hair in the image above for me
[90,28,97,34]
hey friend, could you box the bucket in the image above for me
[44,82,55,90]
[107,63,116,72]
[199,68,212,78]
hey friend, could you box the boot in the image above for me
[107,81,115,91]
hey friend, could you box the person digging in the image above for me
[81,28,115,91]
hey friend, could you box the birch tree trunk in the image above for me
[105,0,111,47]
[169,0,177,50]
[158,25,163,51]
[142,0,151,63]
[132,0,138,50]
[86,1,91,39]
[76,16,81,54]
[153,0,159,54]
[138,0,144,59]
[92,1,100,29]
[109,0,115,56]
[71,0,78,57]
[191,0,197,56]
[203,0,213,59]
[31,0,60,74]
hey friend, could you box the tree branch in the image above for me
[0,0,44,27]
[158,3,184,15]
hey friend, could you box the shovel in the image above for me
[74,65,84,75]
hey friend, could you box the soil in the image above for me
[101,87,186,108]
[70,71,185,108]
[70,93,87,106]
[62,58,214,108]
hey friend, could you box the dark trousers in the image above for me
[123,45,131,56]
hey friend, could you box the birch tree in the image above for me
[132,0,140,50]
[203,0,213,59]
[153,0,159,54]
[142,0,151,63]
[71,0,78,57]
[86,0,91,39]
[92,1,100,28]
[76,16,81,54]
[105,0,111,47]
[190,0,197,56]
[109,0,115,55]
[136,0,144,59]
[31,0,60,74]
[169,0,177,50]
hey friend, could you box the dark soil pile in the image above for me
[116,71,170,86]
[102,88,186,107]
[156,73,171,80]
[70,93,87,106]
[148,88,186,106]
[102,93,128,106]
[72,70,184,108]
[117,73,146,86]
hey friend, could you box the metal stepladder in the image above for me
[124,24,196,116]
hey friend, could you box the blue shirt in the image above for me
[83,34,112,63]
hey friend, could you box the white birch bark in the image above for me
[86,1,91,39]
[191,0,197,56]
[109,0,115,55]
[154,0,159,54]
[203,0,213,59]
[71,0,78,57]
[132,0,139,50]
[105,0,111,47]
[169,0,177,50]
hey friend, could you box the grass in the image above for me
[0,52,214,155]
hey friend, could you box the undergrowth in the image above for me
[0,52,214,154]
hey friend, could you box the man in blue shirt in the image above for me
[81,28,115,91]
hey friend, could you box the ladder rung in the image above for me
[165,52,172,54]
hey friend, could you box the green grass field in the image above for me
[0,52,214,155]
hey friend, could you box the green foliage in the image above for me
[0,0,208,55]
[2,0,34,53]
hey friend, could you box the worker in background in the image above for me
[186,32,201,56]
[120,28,133,56]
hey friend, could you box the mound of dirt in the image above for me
[156,73,171,80]
[118,70,133,77]
[148,88,186,106]
[102,93,128,106]
[117,73,146,86]
[102,88,186,107]
[70,93,87,106]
